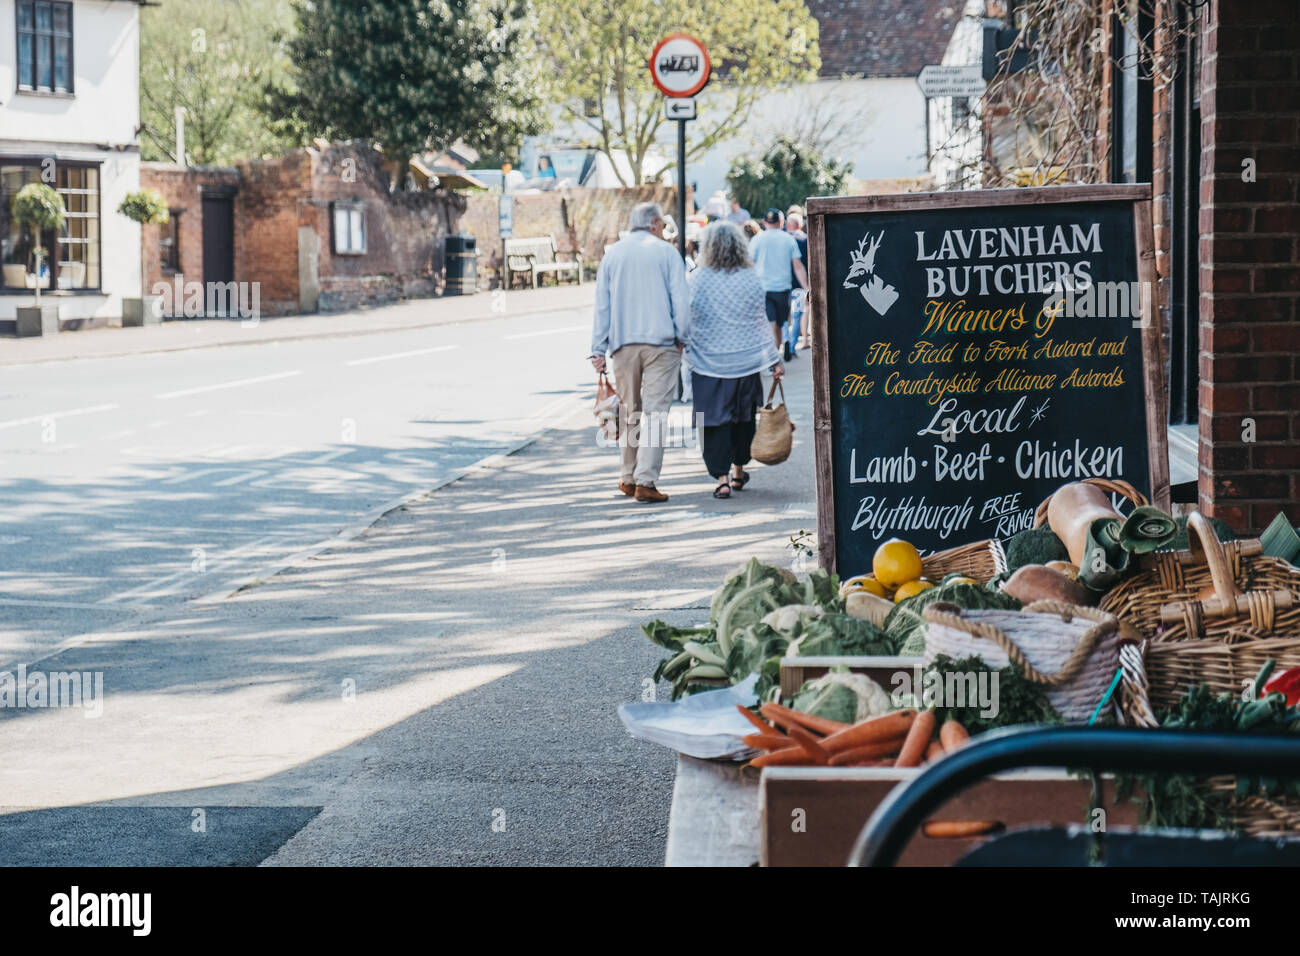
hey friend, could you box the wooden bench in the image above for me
[504,236,583,289]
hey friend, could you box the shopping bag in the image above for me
[594,372,619,441]
[752,379,794,465]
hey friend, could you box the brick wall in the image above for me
[461,184,682,278]
[142,144,465,316]
[1197,0,1300,531]
[139,163,240,304]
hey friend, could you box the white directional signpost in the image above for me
[916,64,987,166]
[650,33,710,259]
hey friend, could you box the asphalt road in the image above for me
[0,305,594,667]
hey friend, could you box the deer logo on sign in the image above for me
[843,231,899,317]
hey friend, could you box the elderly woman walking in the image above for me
[685,221,784,499]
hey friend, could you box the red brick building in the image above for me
[979,0,1299,533]
[141,143,465,317]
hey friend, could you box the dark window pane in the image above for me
[52,3,69,33]
[38,36,52,89]
[36,2,51,31]
[18,35,34,87]
[18,2,34,30]
[54,37,70,90]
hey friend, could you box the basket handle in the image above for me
[922,600,1117,687]
[1032,477,1149,529]
[1156,512,1294,626]
[1187,511,1239,611]
[765,378,786,408]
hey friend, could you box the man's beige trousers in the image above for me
[611,344,681,487]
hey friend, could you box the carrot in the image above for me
[894,709,937,768]
[922,820,1002,839]
[742,733,791,751]
[759,702,849,737]
[737,705,780,736]
[827,738,907,766]
[820,709,917,755]
[749,746,815,768]
[925,739,946,762]
[940,719,970,752]
[785,725,831,765]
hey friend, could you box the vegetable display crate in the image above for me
[759,767,1138,867]
[778,655,926,702]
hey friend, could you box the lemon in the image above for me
[893,579,934,603]
[947,576,978,587]
[873,539,923,589]
[841,575,887,598]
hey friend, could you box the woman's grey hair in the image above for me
[628,202,663,231]
[698,221,753,272]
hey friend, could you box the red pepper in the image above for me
[1262,667,1300,707]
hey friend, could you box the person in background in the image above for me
[786,203,805,222]
[748,209,808,359]
[685,221,784,499]
[726,197,751,224]
[590,202,690,503]
[537,155,557,179]
[785,211,810,357]
[741,219,761,240]
[704,191,728,221]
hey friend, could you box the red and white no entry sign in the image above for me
[649,33,711,98]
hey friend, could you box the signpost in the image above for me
[650,33,710,259]
[916,64,987,98]
[916,64,987,169]
[806,185,1170,576]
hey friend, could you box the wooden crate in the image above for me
[779,655,927,701]
[760,766,1139,866]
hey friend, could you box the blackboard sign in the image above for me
[807,186,1169,577]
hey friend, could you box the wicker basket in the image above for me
[922,600,1125,722]
[1105,511,1300,714]
[1120,648,1300,837]
[922,538,1007,584]
[917,477,1147,586]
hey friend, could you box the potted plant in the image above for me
[10,182,65,337]
[117,188,170,327]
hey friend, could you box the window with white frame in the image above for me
[332,201,366,255]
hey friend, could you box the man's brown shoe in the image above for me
[618,481,636,497]
[634,484,669,503]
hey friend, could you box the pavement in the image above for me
[0,285,820,866]
[0,284,593,366]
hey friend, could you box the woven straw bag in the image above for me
[752,379,793,465]
[1106,511,1300,718]
[922,601,1125,722]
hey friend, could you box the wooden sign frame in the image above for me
[806,184,1170,575]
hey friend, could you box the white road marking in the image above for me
[0,402,119,431]
[502,324,588,340]
[0,597,158,611]
[344,344,460,366]
[155,370,302,399]
[99,532,289,603]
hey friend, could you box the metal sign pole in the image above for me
[677,118,687,259]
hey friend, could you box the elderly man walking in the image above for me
[590,202,691,503]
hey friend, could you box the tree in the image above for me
[726,137,853,215]
[11,183,65,307]
[140,0,299,164]
[536,0,820,186]
[273,0,547,188]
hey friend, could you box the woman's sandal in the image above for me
[713,479,732,499]
[730,470,750,491]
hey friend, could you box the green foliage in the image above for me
[117,189,171,226]
[925,654,1063,734]
[536,0,821,185]
[726,137,852,216]
[273,0,547,185]
[11,183,65,233]
[140,0,300,164]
